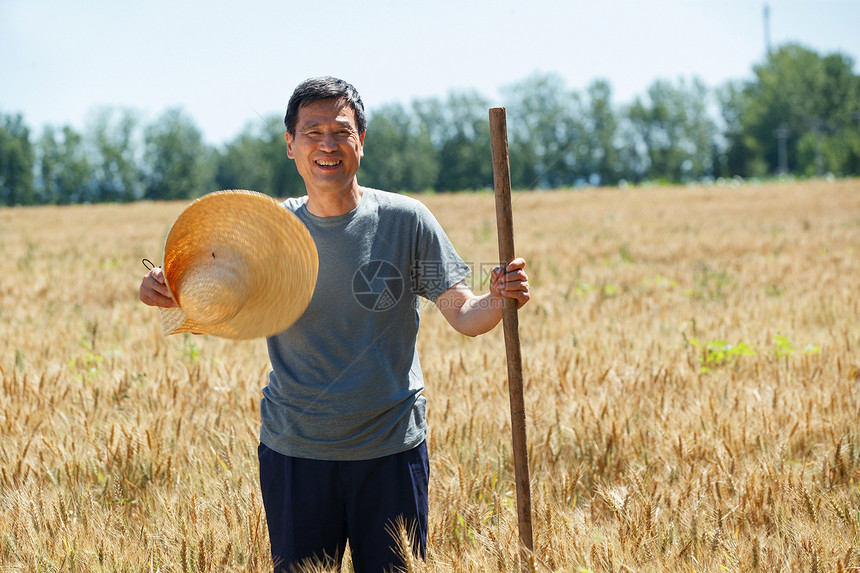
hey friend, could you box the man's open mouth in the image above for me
[315,159,341,167]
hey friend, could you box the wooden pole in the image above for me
[489,106,534,573]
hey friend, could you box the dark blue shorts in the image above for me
[258,441,429,573]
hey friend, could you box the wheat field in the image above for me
[0,180,858,572]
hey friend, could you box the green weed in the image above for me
[686,336,755,374]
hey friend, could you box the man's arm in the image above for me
[435,258,530,337]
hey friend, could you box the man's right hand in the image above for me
[139,267,178,308]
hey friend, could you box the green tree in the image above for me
[506,128,539,191]
[360,102,438,192]
[37,125,93,204]
[714,80,750,178]
[796,124,860,177]
[582,79,623,185]
[0,112,36,206]
[87,107,143,202]
[413,91,493,191]
[216,115,304,198]
[142,108,216,200]
[738,43,860,176]
[503,72,584,188]
[626,77,716,182]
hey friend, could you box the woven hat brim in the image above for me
[160,190,318,340]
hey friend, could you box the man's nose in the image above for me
[319,133,338,151]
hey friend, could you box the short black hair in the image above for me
[284,76,367,137]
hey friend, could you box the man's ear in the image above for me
[359,131,366,158]
[285,131,294,159]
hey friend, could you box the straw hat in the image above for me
[158,190,318,340]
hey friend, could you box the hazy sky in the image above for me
[2,0,858,145]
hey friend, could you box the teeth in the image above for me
[316,160,341,166]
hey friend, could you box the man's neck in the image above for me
[305,183,364,217]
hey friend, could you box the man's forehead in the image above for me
[297,99,357,126]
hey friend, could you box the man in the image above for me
[140,76,530,573]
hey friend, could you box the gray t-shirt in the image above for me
[260,188,471,461]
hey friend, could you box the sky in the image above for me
[2,0,859,146]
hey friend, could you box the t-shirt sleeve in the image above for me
[410,202,472,301]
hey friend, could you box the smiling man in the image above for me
[284,94,366,216]
[140,76,530,573]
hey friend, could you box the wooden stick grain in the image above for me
[489,106,535,573]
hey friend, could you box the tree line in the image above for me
[2,43,859,206]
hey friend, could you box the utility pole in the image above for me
[774,124,790,176]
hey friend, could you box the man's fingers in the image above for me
[499,280,529,293]
[500,269,528,283]
[505,257,526,272]
[491,259,530,308]
[139,268,178,308]
[151,279,173,299]
[494,259,530,309]
[140,285,177,308]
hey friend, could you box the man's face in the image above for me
[285,98,365,195]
